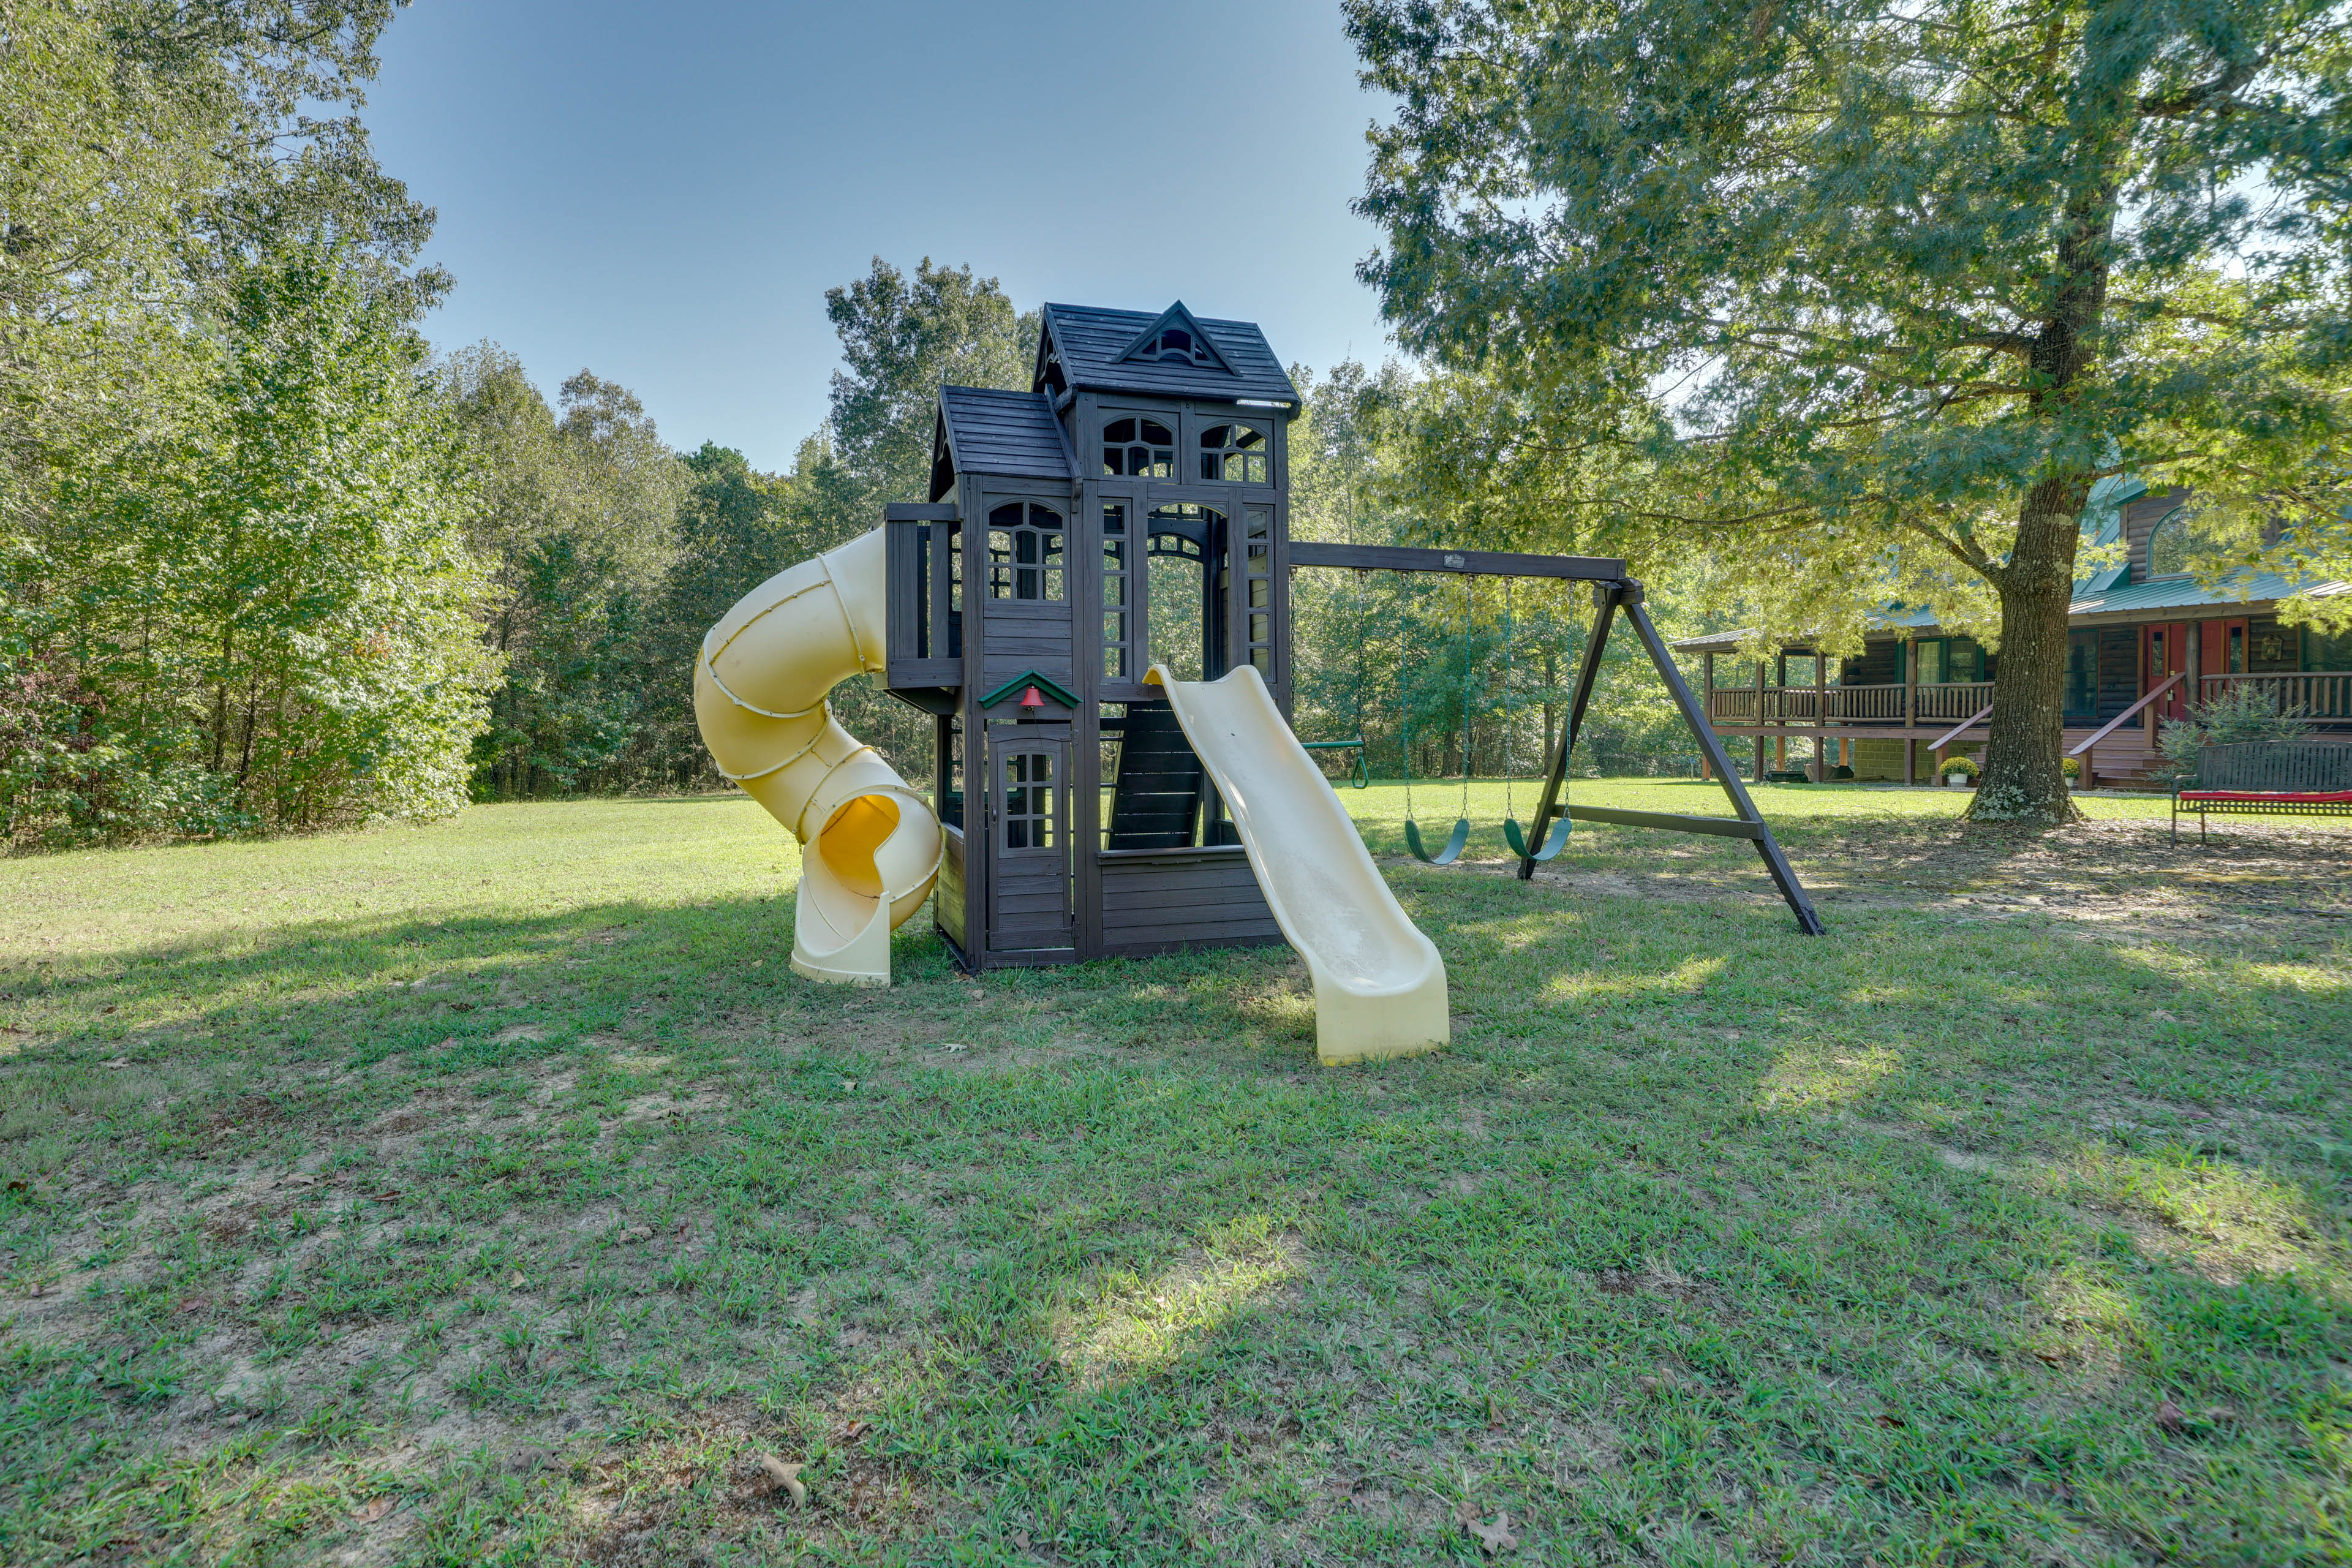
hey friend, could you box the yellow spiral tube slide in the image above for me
[693,529,941,986]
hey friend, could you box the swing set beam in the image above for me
[1286,557,1827,937]
[1288,543,1626,581]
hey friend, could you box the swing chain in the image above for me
[1502,577,1515,823]
[1458,574,1474,818]
[1400,577,1414,821]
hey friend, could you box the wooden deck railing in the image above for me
[2198,671,2352,720]
[1915,681,1996,722]
[1706,680,1994,726]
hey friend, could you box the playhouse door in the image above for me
[986,729,1074,952]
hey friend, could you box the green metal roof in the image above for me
[2068,571,2349,617]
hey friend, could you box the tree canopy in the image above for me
[826,257,1040,511]
[1346,0,2352,821]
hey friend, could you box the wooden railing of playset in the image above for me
[883,507,962,692]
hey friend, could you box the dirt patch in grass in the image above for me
[565,1399,956,1565]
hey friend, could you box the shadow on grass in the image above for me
[1,823,2348,1562]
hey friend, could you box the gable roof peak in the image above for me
[1033,301,1299,405]
[1116,301,1234,375]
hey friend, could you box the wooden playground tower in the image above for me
[878,302,1822,971]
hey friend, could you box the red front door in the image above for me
[2196,617,2249,707]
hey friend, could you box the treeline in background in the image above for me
[1,3,1712,853]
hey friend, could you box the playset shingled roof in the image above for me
[935,385,1074,481]
[1039,302,1300,406]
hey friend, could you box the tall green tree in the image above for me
[1346,0,2352,822]
[177,245,491,827]
[631,441,798,789]
[444,351,684,798]
[2,0,464,844]
[824,257,1040,513]
[2,0,435,536]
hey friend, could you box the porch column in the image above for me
[1813,652,1828,780]
[1700,652,1715,780]
[1904,638,1918,786]
[1754,733,1766,783]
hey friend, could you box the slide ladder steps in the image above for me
[1106,698,1204,849]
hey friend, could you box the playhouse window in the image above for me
[1151,328,1215,366]
[1101,417,1175,477]
[1200,423,1269,483]
[986,502,1065,601]
[1001,752,1055,850]
[1147,504,1223,683]
[1101,503,1131,680]
[1242,505,1274,674]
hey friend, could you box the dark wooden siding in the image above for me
[1841,639,1904,685]
[990,849,1071,950]
[936,826,965,949]
[1098,848,1283,952]
[2097,626,2138,719]
[979,615,1074,695]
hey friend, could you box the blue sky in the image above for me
[366,1,1400,472]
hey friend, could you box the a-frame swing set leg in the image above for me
[1517,582,1826,937]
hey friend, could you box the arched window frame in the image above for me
[1199,421,1271,484]
[1100,415,1176,478]
[1149,326,1216,366]
[986,501,1066,601]
[2144,507,2193,579]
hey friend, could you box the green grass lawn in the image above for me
[3,785,2348,1566]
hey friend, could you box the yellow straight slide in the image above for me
[1147,663,1449,1064]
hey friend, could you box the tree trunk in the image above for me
[1968,154,2116,827]
[1972,475,2086,823]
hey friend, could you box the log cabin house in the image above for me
[1673,487,2352,788]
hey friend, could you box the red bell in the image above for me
[1019,684,1045,711]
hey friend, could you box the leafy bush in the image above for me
[1939,753,1980,778]
[2158,684,2313,783]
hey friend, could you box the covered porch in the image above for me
[1676,619,2352,788]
